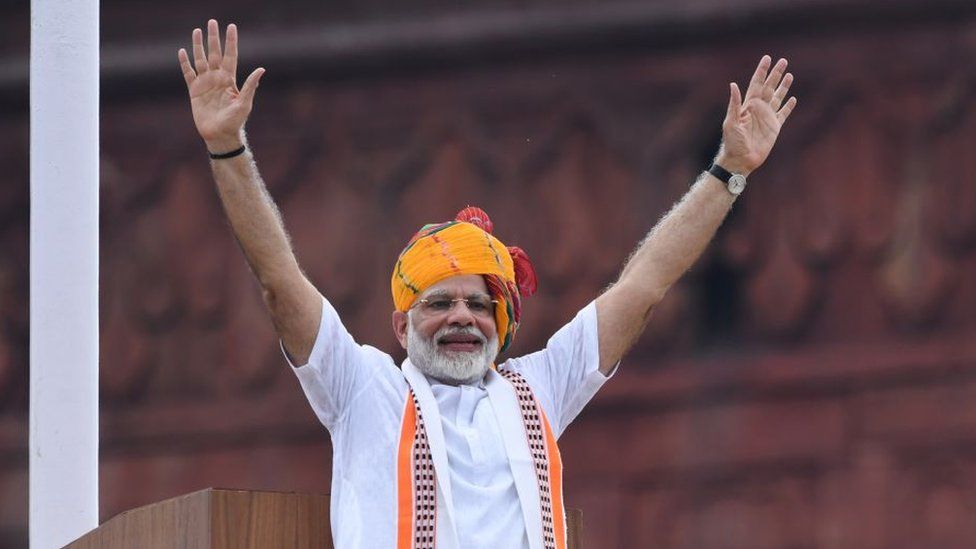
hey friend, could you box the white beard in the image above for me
[406,315,498,385]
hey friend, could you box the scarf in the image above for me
[396,366,566,549]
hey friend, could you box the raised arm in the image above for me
[594,55,797,374]
[178,20,322,364]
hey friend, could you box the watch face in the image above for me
[728,174,747,195]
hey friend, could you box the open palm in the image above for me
[178,20,265,152]
[718,56,797,176]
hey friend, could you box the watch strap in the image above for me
[707,163,734,184]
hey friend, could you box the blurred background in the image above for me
[5,0,976,546]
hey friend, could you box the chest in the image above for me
[431,384,512,481]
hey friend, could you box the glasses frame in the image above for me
[411,296,499,317]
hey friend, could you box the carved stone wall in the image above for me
[4,1,976,546]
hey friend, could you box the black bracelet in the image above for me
[208,145,247,160]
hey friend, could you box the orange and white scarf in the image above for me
[397,361,566,549]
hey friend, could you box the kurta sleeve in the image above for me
[283,296,394,430]
[503,301,615,437]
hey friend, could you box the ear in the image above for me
[392,310,409,350]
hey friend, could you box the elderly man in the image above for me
[178,19,796,549]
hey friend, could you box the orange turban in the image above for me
[391,207,537,352]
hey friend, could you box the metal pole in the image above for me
[29,0,100,547]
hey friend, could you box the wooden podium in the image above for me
[65,488,583,548]
[65,489,332,548]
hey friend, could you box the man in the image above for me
[177,19,796,549]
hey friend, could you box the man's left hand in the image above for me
[715,55,797,176]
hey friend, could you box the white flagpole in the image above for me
[29,0,100,547]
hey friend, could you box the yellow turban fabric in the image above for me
[391,207,536,352]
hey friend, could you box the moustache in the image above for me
[434,325,487,345]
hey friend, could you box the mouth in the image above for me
[437,334,484,353]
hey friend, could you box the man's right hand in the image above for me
[178,19,265,154]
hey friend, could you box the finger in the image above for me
[239,67,266,105]
[177,48,196,88]
[222,23,238,78]
[725,82,742,123]
[762,58,788,102]
[777,96,798,124]
[770,72,793,110]
[744,54,772,100]
[192,28,208,73]
[207,19,222,70]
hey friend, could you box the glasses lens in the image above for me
[465,296,494,315]
[422,298,454,313]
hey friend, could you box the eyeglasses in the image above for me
[412,295,498,317]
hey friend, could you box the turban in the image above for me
[391,206,537,352]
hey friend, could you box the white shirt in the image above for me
[288,297,610,549]
[431,379,528,548]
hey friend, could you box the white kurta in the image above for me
[288,297,609,549]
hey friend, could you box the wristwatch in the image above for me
[707,163,747,196]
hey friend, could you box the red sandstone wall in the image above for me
[4,1,976,547]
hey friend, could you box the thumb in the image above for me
[725,82,742,124]
[239,67,266,104]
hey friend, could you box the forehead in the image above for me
[421,274,488,298]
